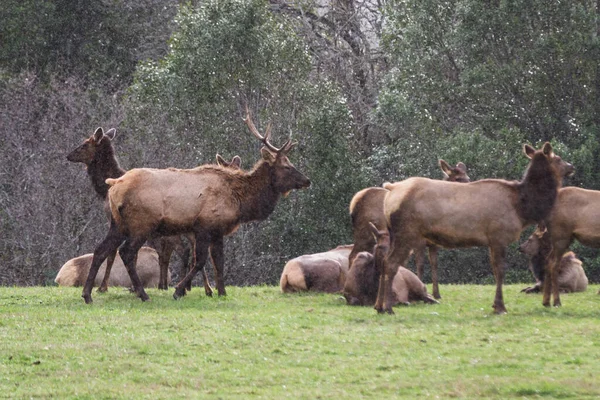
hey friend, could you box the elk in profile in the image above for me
[519,225,587,294]
[80,107,310,304]
[348,160,469,299]
[67,127,228,295]
[378,143,573,314]
[543,186,600,307]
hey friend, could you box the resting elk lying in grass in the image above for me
[67,128,240,295]
[348,159,469,299]
[80,107,310,304]
[544,186,600,306]
[378,143,573,314]
[55,247,167,288]
[344,223,437,306]
[279,245,353,293]
[519,225,587,294]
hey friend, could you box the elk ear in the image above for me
[542,142,553,156]
[93,127,104,142]
[261,147,277,163]
[439,159,451,177]
[523,144,536,159]
[456,162,467,173]
[215,154,226,166]
[231,155,242,168]
[104,128,116,140]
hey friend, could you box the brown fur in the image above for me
[280,245,353,293]
[543,186,600,306]
[56,247,167,288]
[377,143,573,314]
[81,111,310,304]
[519,227,588,294]
[347,160,469,299]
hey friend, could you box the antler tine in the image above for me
[242,104,281,153]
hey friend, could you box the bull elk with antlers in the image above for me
[80,108,310,304]
[377,143,573,314]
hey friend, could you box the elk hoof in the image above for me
[493,306,507,315]
[139,292,150,302]
[82,294,93,304]
[97,286,108,293]
[173,288,186,300]
[205,289,213,297]
[553,301,562,308]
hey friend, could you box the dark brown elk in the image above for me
[347,159,469,299]
[344,223,437,306]
[519,226,587,294]
[543,186,600,306]
[279,245,353,293]
[80,108,310,304]
[55,247,167,288]
[378,143,573,314]
[67,128,238,295]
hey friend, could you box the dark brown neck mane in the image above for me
[88,138,126,199]
[236,161,281,223]
[517,152,560,223]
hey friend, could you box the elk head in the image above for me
[439,159,470,183]
[67,127,116,165]
[524,142,574,180]
[243,106,311,194]
[519,224,548,257]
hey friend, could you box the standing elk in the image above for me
[279,245,353,293]
[344,223,437,306]
[67,128,240,295]
[80,108,310,304]
[55,247,167,288]
[348,160,469,299]
[377,143,573,314]
[543,186,600,307]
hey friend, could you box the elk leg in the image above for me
[376,245,411,314]
[427,244,440,299]
[82,222,124,304]
[97,250,117,293]
[489,246,507,314]
[157,239,173,291]
[210,236,226,296]
[119,237,149,301]
[174,234,210,299]
[414,243,426,280]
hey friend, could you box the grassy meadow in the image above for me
[1,284,599,399]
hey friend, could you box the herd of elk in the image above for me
[79,108,310,304]
[279,245,353,293]
[348,160,469,299]
[519,225,587,294]
[376,143,573,314]
[66,127,238,296]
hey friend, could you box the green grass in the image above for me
[1,284,599,399]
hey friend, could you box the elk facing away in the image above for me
[378,143,573,314]
[67,127,222,296]
[80,109,310,304]
[348,160,469,299]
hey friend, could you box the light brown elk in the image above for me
[347,159,469,299]
[344,223,437,306]
[55,247,167,288]
[378,143,573,314]
[543,186,600,306]
[67,128,239,295]
[280,245,353,293]
[519,225,587,294]
[80,108,310,304]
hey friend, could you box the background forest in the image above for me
[2,0,600,287]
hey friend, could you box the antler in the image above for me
[243,105,282,153]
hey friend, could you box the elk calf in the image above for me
[520,226,587,294]
[56,247,167,288]
[280,245,353,293]
[379,143,573,314]
[348,159,469,299]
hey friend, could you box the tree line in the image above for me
[2,0,600,286]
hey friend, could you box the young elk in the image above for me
[519,225,587,294]
[80,108,310,304]
[543,186,600,307]
[66,127,224,295]
[348,160,469,299]
[378,143,573,314]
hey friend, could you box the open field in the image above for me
[1,284,599,399]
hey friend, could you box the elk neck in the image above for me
[235,160,282,223]
[88,138,126,199]
[517,152,560,224]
